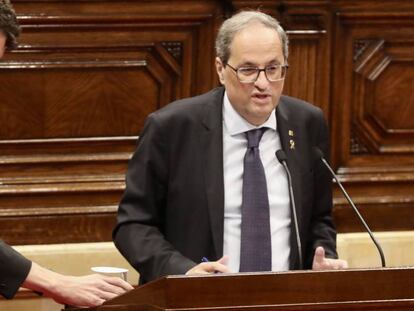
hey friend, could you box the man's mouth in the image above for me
[252,93,271,102]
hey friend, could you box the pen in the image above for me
[201,257,221,274]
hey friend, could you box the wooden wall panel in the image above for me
[331,0,414,232]
[0,0,227,245]
[1,0,414,245]
[0,59,159,139]
[285,33,327,110]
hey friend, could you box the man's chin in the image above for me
[246,110,274,125]
[252,101,275,114]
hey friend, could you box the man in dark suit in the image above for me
[0,0,133,305]
[114,10,347,284]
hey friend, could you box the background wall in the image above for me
[0,0,413,248]
[1,0,414,309]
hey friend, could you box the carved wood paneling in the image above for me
[1,0,414,245]
[284,32,327,109]
[331,2,414,232]
[0,0,226,245]
[352,39,414,153]
[1,213,117,244]
[0,53,163,139]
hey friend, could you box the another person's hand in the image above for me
[186,255,231,275]
[23,262,133,307]
[312,246,348,270]
[48,273,134,307]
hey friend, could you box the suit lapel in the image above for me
[201,88,225,259]
[276,99,303,269]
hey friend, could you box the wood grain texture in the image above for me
[0,0,226,245]
[331,0,414,232]
[90,268,414,310]
[1,0,414,245]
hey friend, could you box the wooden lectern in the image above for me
[74,267,414,310]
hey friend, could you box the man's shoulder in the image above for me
[139,87,223,137]
[279,95,324,119]
[152,87,224,120]
[280,95,322,113]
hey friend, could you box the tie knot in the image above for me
[246,128,266,148]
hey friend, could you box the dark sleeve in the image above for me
[113,114,196,284]
[304,110,338,267]
[0,240,32,299]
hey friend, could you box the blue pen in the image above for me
[201,257,221,274]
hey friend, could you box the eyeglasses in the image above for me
[226,63,288,83]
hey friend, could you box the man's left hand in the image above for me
[312,246,348,270]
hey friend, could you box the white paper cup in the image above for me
[91,266,128,281]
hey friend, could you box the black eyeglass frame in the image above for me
[225,63,289,83]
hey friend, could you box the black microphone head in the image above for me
[312,146,324,160]
[275,149,288,163]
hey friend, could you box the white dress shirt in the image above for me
[222,92,291,272]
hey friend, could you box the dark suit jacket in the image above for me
[0,240,32,299]
[113,87,337,284]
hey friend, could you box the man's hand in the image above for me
[186,256,231,275]
[312,246,348,270]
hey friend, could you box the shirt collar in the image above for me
[223,91,277,136]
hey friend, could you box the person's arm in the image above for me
[22,262,133,307]
[1,241,133,306]
[113,113,197,283]
[0,240,32,299]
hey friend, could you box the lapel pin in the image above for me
[289,139,295,150]
[288,130,294,137]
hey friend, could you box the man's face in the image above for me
[0,32,6,58]
[216,22,286,126]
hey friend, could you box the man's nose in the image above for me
[254,70,269,89]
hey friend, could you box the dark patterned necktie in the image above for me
[239,128,272,272]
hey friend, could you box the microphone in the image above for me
[275,150,303,270]
[313,147,386,267]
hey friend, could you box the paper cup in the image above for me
[91,266,128,281]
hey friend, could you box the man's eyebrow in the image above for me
[267,60,282,65]
[238,61,257,67]
[238,59,282,67]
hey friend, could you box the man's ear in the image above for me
[215,57,225,85]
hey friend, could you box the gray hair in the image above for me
[215,11,289,65]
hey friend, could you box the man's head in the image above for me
[0,0,20,58]
[215,11,289,126]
